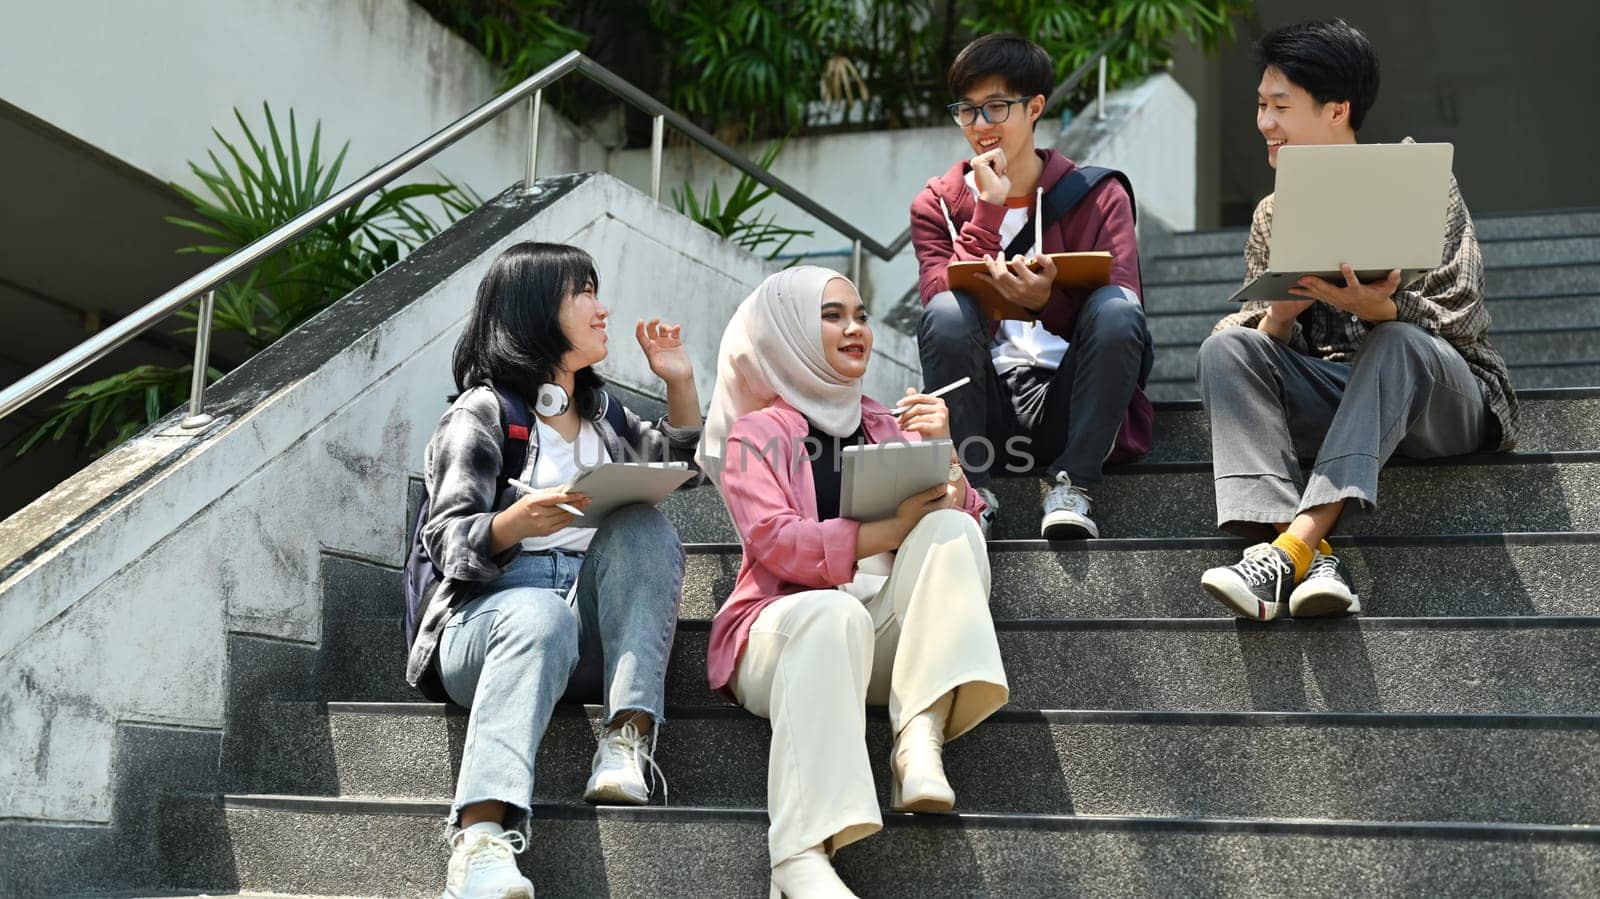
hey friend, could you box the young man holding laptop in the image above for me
[911,33,1153,541]
[1198,19,1518,619]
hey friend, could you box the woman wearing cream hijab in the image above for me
[699,267,1008,898]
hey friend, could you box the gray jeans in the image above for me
[918,285,1152,488]
[438,503,684,831]
[1196,322,1491,541]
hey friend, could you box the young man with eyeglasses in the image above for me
[912,33,1152,540]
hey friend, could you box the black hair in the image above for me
[1256,19,1381,131]
[451,241,604,417]
[947,33,1054,104]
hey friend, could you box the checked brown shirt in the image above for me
[1214,158,1519,452]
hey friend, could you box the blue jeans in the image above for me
[438,503,684,830]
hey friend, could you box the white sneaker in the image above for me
[443,824,533,899]
[583,719,666,805]
[1040,473,1098,540]
[974,487,1000,539]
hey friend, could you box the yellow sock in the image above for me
[1272,532,1314,581]
[1317,539,1334,557]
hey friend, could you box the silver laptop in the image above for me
[1230,143,1454,303]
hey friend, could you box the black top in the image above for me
[807,421,867,521]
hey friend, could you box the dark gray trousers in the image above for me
[1196,322,1491,541]
[918,285,1151,488]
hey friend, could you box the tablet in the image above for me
[839,439,954,522]
[565,462,695,528]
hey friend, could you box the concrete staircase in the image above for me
[154,209,1600,897]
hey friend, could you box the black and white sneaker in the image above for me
[975,487,999,540]
[1200,543,1296,621]
[1289,552,1361,617]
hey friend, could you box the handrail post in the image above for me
[1097,56,1108,120]
[524,89,543,193]
[178,290,216,429]
[650,115,665,202]
[851,239,862,286]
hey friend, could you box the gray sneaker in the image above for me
[974,487,999,539]
[1040,473,1098,540]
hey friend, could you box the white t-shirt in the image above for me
[519,417,612,553]
[963,172,1071,374]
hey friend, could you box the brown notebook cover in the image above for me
[946,252,1114,321]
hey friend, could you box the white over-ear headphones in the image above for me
[535,383,570,417]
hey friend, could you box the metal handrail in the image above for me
[0,51,898,427]
[0,33,1126,427]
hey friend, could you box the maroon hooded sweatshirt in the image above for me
[908,147,1152,462]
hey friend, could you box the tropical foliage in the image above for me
[421,0,1252,138]
[670,140,814,259]
[16,104,476,457]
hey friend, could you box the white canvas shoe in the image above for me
[1040,473,1098,540]
[442,824,533,899]
[583,719,666,805]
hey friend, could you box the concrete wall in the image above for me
[0,172,918,828]
[1056,73,1198,234]
[0,0,607,200]
[608,122,1034,310]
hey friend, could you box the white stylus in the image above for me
[508,478,584,516]
[1033,185,1043,263]
[1027,186,1044,330]
[892,376,972,417]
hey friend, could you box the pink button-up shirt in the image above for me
[705,396,987,698]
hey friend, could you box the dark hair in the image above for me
[947,33,1053,104]
[1256,19,1380,131]
[451,241,604,417]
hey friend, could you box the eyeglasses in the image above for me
[946,97,1030,128]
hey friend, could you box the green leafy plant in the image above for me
[416,0,590,91]
[670,140,814,259]
[648,0,835,139]
[14,104,477,458]
[422,0,1250,138]
[963,0,1251,113]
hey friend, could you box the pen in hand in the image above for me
[892,376,972,417]
[508,478,584,517]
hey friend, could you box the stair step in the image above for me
[161,794,1600,898]
[1146,235,1600,283]
[319,615,1600,714]
[323,532,1600,624]
[1151,208,1600,257]
[1147,327,1600,384]
[690,533,1600,619]
[1143,390,1600,461]
[1150,360,1600,400]
[254,702,1600,826]
[1143,264,1600,315]
[662,454,1600,542]
[1148,295,1600,346]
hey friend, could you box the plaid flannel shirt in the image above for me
[1213,154,1518,452]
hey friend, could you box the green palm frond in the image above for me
[17,103,480,458]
